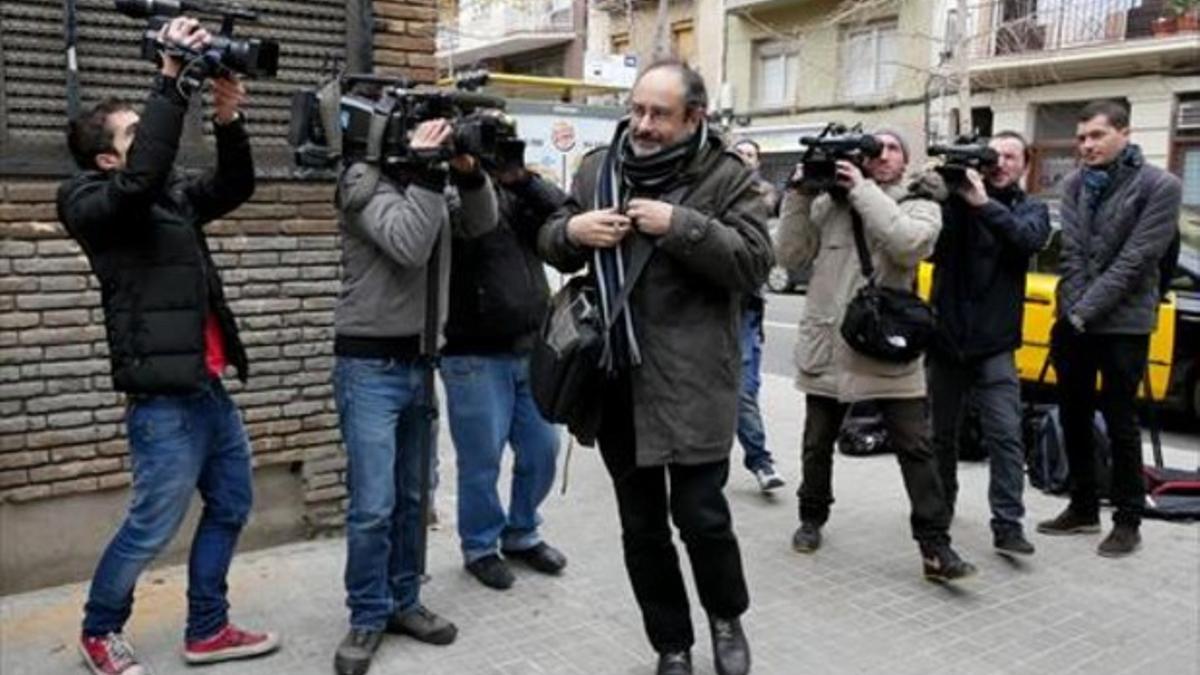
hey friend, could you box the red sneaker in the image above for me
[79,633,146,675]
[183,623,281,664]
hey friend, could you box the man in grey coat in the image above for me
[540,60,772,675]
[331,118,498,675]
[1037,101,1182,557]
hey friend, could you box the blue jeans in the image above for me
[736,306,773,472]
[334,357,431,631]
[83,380,252,642]
[441,354,559,564]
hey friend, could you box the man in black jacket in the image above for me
[1037,100,1182,557]
[442,162,569,590]
[57,17,278,675]
[930,131,1051,556]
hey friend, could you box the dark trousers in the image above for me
[798,394,951,544]
[929,350,1027,535]
[597,377,750,653]
[1052,327,1149,526]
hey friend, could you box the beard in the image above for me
[629,136,662,157]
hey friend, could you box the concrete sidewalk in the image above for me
[2,374,1198,675]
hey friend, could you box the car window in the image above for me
[1032,228,1061,274]
[1171,245,1200,291]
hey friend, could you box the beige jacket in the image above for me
[776,175,944,402]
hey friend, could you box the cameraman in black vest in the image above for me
[57,16,278,675]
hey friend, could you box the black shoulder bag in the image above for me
[530,248,650,442]
[839,210,936,363]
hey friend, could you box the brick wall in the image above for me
[0,181,352,533]
[0,0,439,541]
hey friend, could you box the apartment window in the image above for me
[753,39,799,109]
[671,20,695,64]
[611,32,630,55]
[1169,95,1200,208]
[840,20,899,100]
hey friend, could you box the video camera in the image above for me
[928,136,998,188]
[795,123,882,194]
[288,70,525,173]
[114,0,279,90]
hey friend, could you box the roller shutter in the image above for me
[1,0,347,177]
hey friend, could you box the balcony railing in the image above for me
[437,0,574,56]
[961,0,1184,59]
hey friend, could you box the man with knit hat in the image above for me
[776,127,977,582]
[540,59,772,675]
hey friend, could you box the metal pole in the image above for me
[65,0,81,121]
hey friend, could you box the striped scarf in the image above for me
[593,119,708,371]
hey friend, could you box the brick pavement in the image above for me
[2,374,1197,675]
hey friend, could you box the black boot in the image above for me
[919,542,977,582]
[709,616,750,675]
[656,650,692,675]
[1097,524,1141,558]
[334,629,382,675]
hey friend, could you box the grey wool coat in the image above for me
[538,139,774,467]
[776,174,945,402]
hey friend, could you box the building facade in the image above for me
[587,0,725,102]
[722,0,1200,200]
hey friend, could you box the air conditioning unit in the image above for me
[1177,100,1200,130]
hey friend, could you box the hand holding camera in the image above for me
[835,160,865,191]
[409,118,479,173]
[957,168,989,207]
[156,16,211,78]
[210,75,246,124]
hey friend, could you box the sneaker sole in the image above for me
[1097,544,1141,559]
[924,569,978,583]
[1036,524,1101,536]
[393,626,457,646]
[183,634,281,664]
[759,479,785,492]
[994,545,1035,557]
[79,643,148,675]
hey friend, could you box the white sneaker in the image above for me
[753,464,785,492]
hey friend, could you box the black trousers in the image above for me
[597,376,750,653]
[798,394,952,544]
[1052,327,1149,526]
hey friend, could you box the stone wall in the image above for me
[0,181,349,532]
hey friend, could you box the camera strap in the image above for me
[316,76,343,159]
[366,96,397,165]
[849,209,876,283]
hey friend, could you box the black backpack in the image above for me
[1022,358,1112,497]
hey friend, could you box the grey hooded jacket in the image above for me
[334,164,498,349]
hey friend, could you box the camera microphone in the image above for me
[114,0,185,19]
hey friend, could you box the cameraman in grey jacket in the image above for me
[332,117,498,675]
[1037,101,1182,558]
